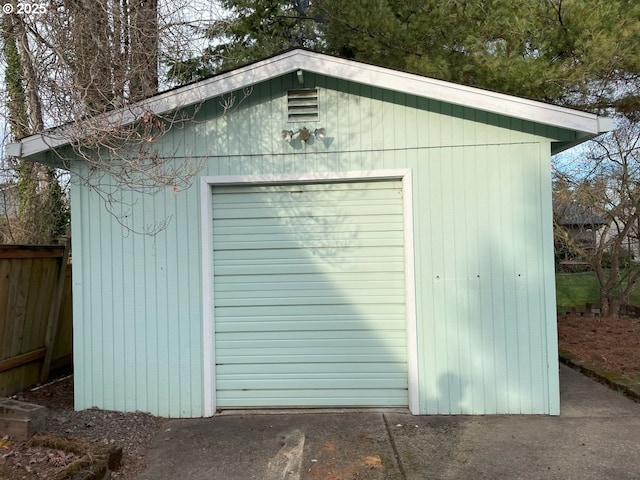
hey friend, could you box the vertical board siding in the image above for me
[71,72,560,416]
[71,169,204,417]
[417,143,554,414]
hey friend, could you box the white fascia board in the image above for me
[598,116,615,132]
[9,49,609,158]
[292,50,607,135]
[9,52,304,158]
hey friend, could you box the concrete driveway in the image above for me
[134,365,640,480]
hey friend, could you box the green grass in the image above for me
[556,272,600,307]
[555,271,640,307]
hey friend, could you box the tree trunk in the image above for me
[66,0,113,112]
[128,0,158,102]
[600,290,622,319]
[2,13,69,244]
[2,14,29,138]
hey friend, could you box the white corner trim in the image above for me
[200,176,216,417]
[200,169,420,414]
[401,171,420,414]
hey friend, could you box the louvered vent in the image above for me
[287,89,319,122]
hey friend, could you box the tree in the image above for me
[165,0,328,81]
[554,119,640,317]
[205,1,640,114]
[1,0,228,238]
[1,12,68,244]
[320,0,640,112]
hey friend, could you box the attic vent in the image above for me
[287,89,319,122]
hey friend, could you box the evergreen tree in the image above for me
[198,0,640,114]
[319,0,640,111]
[167,0,325,82]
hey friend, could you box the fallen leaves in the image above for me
[558,315,640,380]
[362,455,382,469]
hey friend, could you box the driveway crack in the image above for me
[383,413,407,479]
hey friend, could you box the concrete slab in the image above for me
[386,414,640,480]
[134,364,640,480]
[559,364,640,417]
[135,413,403,480]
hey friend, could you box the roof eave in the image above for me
[8,49,612,159]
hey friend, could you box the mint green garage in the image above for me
[10,50,611,417]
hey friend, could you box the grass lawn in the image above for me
[555,272,600,307]
[556,271,640,307]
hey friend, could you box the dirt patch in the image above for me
[1,375,166,480]
[557,315,640,381]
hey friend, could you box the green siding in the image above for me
[70,168,205,417]
[69,71,561,416]
[213,181,408,407]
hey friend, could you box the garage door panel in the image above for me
[212,198,401,214]
[218,377,408,390]
[211,185,400,200]
[216,282,404,298]
[213,246,405,262]
[215,302,404,318]
[217,329,406,342]
[212,180,408,408]
[215,271,405,285]
[217,343,407,356]
[212,220,404,236]
[214,262,404,276]
[212,237,403,251]
[214,224,403,235]
[217,390,407,407]
[213,255,404,269]
[215,317,405,332]
[216,352,405,364]
[213,255,405,268]
[212,182,401,203]
[213,231,403,246]
[213,181,400,193]
[214,278,403,293]
[219,380,408,393]
[212,204,402,220]
[216,336,407,350]
[214,295,405,307]
[218,361,406,375]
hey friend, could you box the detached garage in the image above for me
[10,49,611,417]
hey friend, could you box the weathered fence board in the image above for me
[52,268,73,370]
[0,245,72,396]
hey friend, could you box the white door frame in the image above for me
[200,169,419,415]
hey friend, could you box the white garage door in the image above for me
[212,180,408,408]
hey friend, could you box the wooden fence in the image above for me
[0,244,72,397]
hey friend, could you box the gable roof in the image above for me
[553,201,607,227]
[8,49,612,159]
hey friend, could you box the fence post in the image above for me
[39,239,70,383]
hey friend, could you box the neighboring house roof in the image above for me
[553,201,607,227]
[7,49,612,161]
